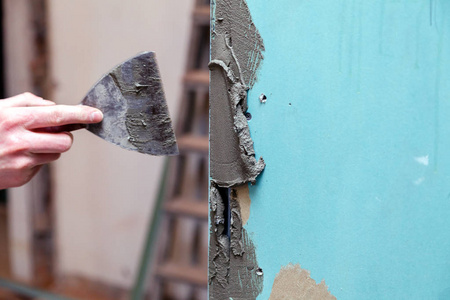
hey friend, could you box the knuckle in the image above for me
[0,113,12,130]
[15,157,34,171]
[0,109,19,130]
[50,110,65,125]
[10,135,31,153]
[6,109,33,128]
[22,92,34,98]
[0,131,30,154]
[21,92,39,102]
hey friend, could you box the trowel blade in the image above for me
[81,52,178,156]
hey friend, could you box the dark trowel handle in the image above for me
[34,124,87,133]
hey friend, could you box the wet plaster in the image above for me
[209,0,265,298]
[209,0,265,187]
[269,264,336,300]
[209,182,263,300]
[82,52,178,156]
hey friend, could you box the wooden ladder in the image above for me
[133,1,210,299]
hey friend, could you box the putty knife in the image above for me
[62,52,178,156]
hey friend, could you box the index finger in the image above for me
[22,105,103,129]
[0,92,55,108]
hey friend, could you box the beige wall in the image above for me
[48,0,194,288]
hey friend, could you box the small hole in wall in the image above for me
[217,187,231,238]
[259,93,267,103]
[245,112,252,120]
[256,267,263,276]
[289,103,292,106]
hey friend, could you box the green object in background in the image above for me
[0,278,73,300]
[131,158,170,300]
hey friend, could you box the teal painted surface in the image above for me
[245,0,450,299]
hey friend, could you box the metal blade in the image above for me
[81,52,178,156]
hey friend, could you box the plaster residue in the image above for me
[209,0,265,298]
[269,264,336,300]
[82,52,178,156]
[209,0,265,187]
[209,182,263,300]
[110,52,178,155]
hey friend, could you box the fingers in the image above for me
[27,132,74,154]
[0,92,55,108]
[35,124,87,133]
[9,165,42,188]
[21,105,103,129]
[0,153,59,189]
[30,153,62,166]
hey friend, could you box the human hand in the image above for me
[0,92,103,189]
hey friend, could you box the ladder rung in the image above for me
[155,263,207,287]
[165,198,208,219]
[177,135,208,153]
[193,5,210,26]
[184,70,209,89]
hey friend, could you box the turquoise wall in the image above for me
[245,0,450,299]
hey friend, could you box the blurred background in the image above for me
[0,0,209,299]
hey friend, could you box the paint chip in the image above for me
[414,177,425,185]
[269,263,336,300]
[414,155,429,166]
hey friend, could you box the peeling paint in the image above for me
[269,264,336,300]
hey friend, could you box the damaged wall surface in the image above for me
[209,0,265,298]
[211,0,450,299]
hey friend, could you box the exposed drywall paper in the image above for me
[209,182,263,300]
[234,184,251,226]
[209,0,266,187]
[269,263,336,300]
